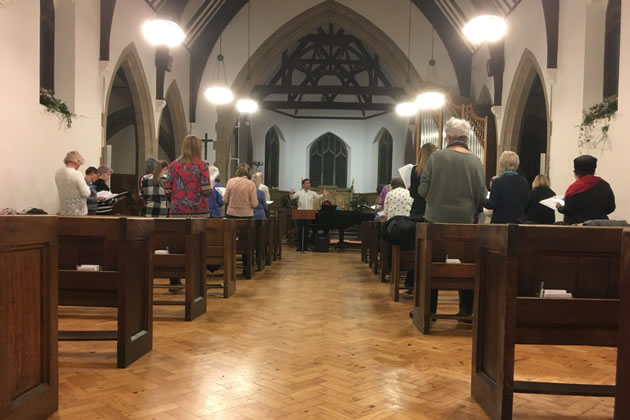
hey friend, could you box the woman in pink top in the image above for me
[224,163,258,218]
[223,163,258,276]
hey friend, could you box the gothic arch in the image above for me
[500,49,550,171]
[213,1,423,177]
[264,126,282,188]
[164,81,188,157]
[374,128,393,186]
[104,42,155,175]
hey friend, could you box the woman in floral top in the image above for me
[165,135,212,217]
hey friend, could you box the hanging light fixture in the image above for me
[416,28,446,111]
[205,37,234,105]
[396,0,419,118]
[463,15,507,45]
[142,19,185,48]
[236,0,258,114]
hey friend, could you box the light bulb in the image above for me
[142,19,185,48]
[416,91,446,111]
[205,86,234,105]
[236,98,259,114]
[395,102,419,117]
[463,15,507,44]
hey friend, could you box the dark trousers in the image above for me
[430,289,474,315]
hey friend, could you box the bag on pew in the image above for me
[582,219,628,226]
[382,215,422,249]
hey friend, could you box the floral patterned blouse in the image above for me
[165,158,211,217]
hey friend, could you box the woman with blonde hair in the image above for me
[55,150,91,215]
[524,174,556,224]
[251,173,268,220]
[409,142,437,219]
[165,135,212,217]
[483,151,529,223]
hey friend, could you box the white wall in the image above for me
[0,0,190,213]
[469,0,629,220]
[248,110,409,193]
[192,0,459,158]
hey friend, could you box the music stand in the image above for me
[291,209,317,253]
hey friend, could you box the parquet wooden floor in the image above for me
[52,247,617,420]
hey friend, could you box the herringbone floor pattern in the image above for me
[52,247,616,419]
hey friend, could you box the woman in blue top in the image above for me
[251,173,268,219]
[483,151,529,224]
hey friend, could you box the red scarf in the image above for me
[564,175,603,198]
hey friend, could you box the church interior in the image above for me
[1,0,629,419]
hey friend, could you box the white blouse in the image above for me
[55,167,91,215]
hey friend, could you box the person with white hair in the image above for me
[55,150,91,215]
[418,117,486,320]
[256,172,271,202]
[207,165,224,218]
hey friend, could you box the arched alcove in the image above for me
[164,81,188,158]
[404,127,415,165]
[309,132,349,188]
[39,0,55,92]
[104,43,155,177]
[501,49,550,182]
[213,1,423,178]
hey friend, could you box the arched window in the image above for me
[377,129,393,186]
[404,128,415,165]
[603,0,621,99]
[264,127,280,188]
[309,133,348,188]
[40,0,55,92]
[158,105,176,161]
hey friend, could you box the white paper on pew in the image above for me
[539,196,564,210]
[154,249,169,255]
[398,164,414,189]
[76,264,100,271]
[216,187,226,196]
[446,258,461,264]
[266,201,274,205]
[542,289,573,299]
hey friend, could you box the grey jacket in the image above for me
[419,148,486,223]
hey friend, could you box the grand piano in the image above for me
[312,204,374,248]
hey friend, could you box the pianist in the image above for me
[290,179,328,251]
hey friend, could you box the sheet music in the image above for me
[539,196,564,210]
[96,191,128,200]
[216,187,226,196]
[398,164,414,189]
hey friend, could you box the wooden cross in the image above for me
[201,133,214,160]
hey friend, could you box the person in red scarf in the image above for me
[556,155,615,224]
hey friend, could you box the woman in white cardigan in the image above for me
[55,150,91,215]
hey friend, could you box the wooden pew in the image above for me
[204,219,237,298]
[389,244,415,301]
[368,221,381,274]
[471,224,624,420]
[273,216,282,260]
[360,220,369,263]
[618,229,630,418]
[233,219,255,278]
[412,223,478,334]
[58,216,154,368]
[152,218,206,321]
[0,216,58,419]
[254,219,269,272]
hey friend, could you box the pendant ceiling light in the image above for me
[142,19,185,48]
[463,15,507,45]
[236,0,258,114]
[396,0,419,118]
[416,28,446,111]
[205,37,234,105]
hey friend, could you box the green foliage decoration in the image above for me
[578,97,617,150]
[40,89,74,128]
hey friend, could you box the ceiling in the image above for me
[143,0,523,119]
